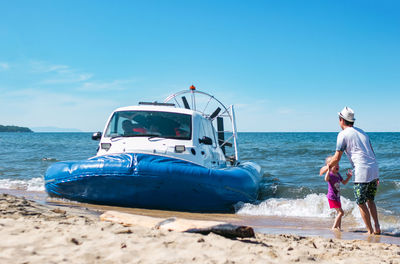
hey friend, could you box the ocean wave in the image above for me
[0,177,45,192]
[236,193,400,234]
[380,219,400,236]
[236,193,362,221]
[237,194,345,217]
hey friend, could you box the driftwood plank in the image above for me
[185,224,255,238]
[100,211,255,238]
[100,211,162,228]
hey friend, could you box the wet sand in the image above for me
[1,190,400,263]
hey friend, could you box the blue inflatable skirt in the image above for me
[45,153,261,212]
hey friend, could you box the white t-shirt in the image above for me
[336,127,379,183]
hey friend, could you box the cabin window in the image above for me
[105,111,192,140]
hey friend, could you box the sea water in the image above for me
[235,132,400,235]
[1,132,399,234]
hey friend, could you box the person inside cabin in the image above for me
[173,122,190,138]
[122,120,135,136]
[144,116,174,137]
[131,115,148,134]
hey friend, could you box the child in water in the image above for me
[323,156,352,230]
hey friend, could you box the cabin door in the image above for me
[199,119,219,168]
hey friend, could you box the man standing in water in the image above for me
[320,107,380,235]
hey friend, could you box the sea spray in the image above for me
[0,177,44,192]
[236,194,400,235]
[236,193,356,219]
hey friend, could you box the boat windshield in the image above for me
[105,111,192,140]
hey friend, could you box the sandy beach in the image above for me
[0,193,399,264]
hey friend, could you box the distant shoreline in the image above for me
[0,125,32,132]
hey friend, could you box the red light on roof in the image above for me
[189,85,196,90]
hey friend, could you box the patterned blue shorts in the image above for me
[353,179,378,205]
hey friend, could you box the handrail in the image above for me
[163,87,240,163]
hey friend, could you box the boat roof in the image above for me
[112,104,198,116]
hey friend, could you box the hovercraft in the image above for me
[45,86,262,212]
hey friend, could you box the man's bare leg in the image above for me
[358,203,374,234]
[367,200,381,234]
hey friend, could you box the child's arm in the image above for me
[324,168,330,182]
[320,165,329,176]
[320,151,344,176]
[341,169,352,185]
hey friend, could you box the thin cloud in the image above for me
[42,73,93,84]
[277,108,294,115]
[79,79,137,91]
[28,61,94,84]
[235,99,270,112]
[29,60,70,73]
[0,62,9,71]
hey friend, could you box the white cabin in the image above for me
[93,104,227,168]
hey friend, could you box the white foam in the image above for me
[237,193,358,219]
[0,177,45,192]
[236,193,400,234]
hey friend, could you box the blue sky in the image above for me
[0,0,399,132]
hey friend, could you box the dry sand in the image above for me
[1,193,400,264]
